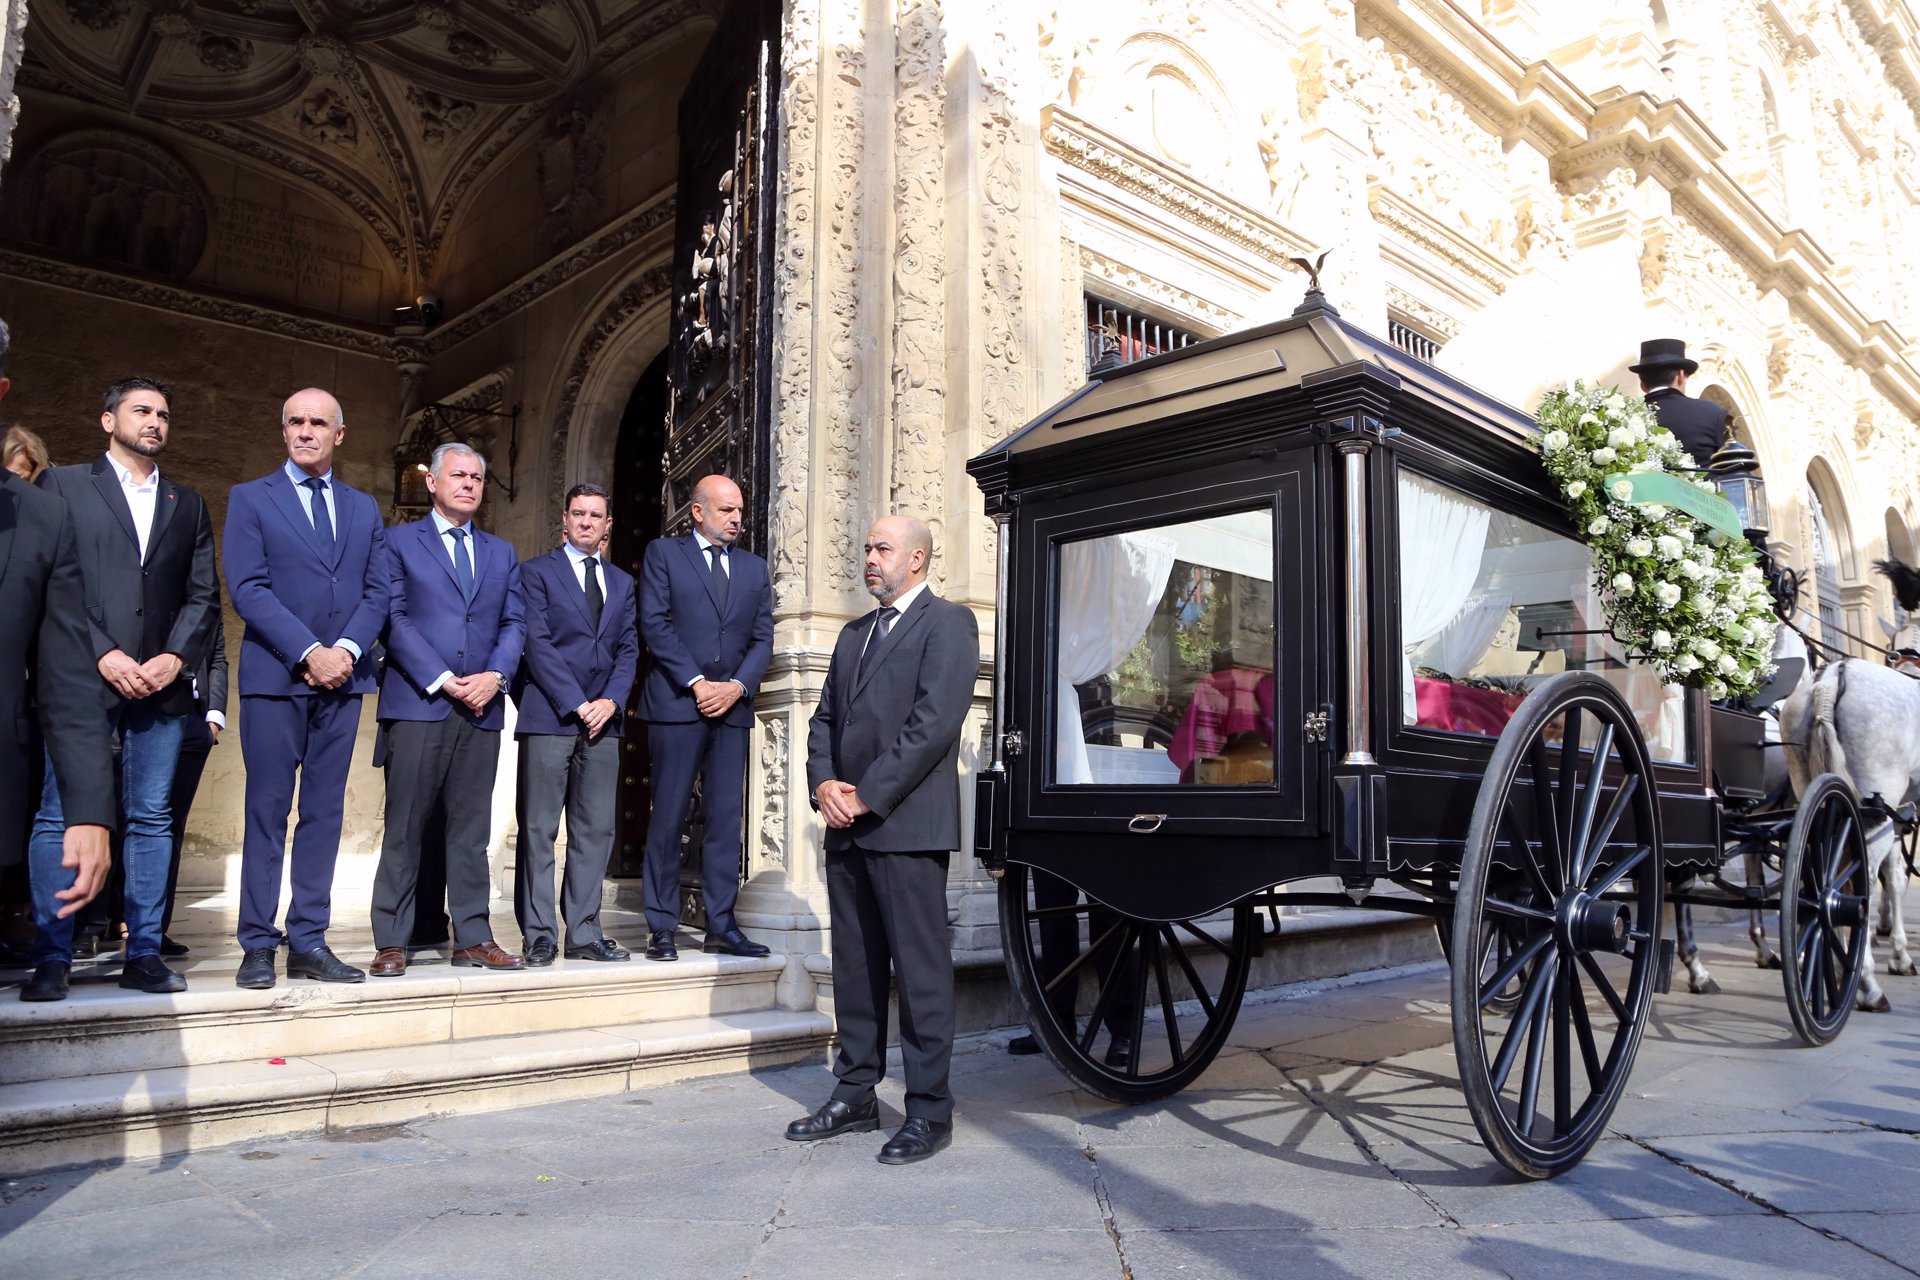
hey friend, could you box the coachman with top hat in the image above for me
[1631,338,1730,465]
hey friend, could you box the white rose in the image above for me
[1613,572,1635,592]
[1608,427,1635,448]
[1677,559,1703,580]
[1630,457,1662,472]
[1610,479,1635,501]
[1651,629,1673,650]
[1542,429,1570,451]
[1588,516,1610,535]
[1578,413,1599,426]
[1675,526,1694,544]
[1625,538,1653,557]
[1642,504,1667,521]
[1604,392,1626,410]
[1565,479,1588,499]
[1678,653,1702,672]
[1656,582,1682,607]
[1707,678,1728,697]
[1590,446,1618,465]
[1655,535,1683,559]
[1694,638,1721,660]
[1717,653,1739,674]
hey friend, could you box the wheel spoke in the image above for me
[1552,958,1573,1135]
[1503,797,1558,905]
[1590,844,1652,898]
[1480,929,1553,1008]
[1485,896,1555,922]
[1490,953,1557,1093]
[1579,774,1640,888]
[1175,918,1235,960]
[1150,928,1185,1070]
[1043,918,1124,1004]
[1557,709,1584,883]
[1163,924,1219,1021]
[1799,926,1821,1011]
[1568,723,1615,888]
[1576,951,1629,1023]
[1829,860,1859,894]
[1516,954,1560,1136]
[1566,963,1605,1092]
[1080,927,1135,1058]
[1527,744,1566,893]
[1025,901,1097,920]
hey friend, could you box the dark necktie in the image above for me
[857,606,898,680]
[582,555,604,627]
[302,476,334,549]
[448,526,474,601]
[708,543,730,612]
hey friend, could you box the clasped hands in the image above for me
[577,697,618,737]
[97,649,183,700]
[301,645,356,690]
[814,779,871,829]
[692,677,743,719]
[443,671,502,713]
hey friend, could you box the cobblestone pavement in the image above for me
[3,904,1918,1279]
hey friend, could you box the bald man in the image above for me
[788,516,977,1165]
[636,474,775,960]
[223,389,388,988]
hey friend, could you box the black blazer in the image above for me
[0,472,115,864]
[41,455,220,718]
[805,588,979,853]
[1645,389,1729,466]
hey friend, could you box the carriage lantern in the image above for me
[1707,438,1768,539]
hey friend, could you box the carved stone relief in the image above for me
[537,95,609,251]
[196,36,254,74]
[446,31,498,69]
[890,0,947,584]
[756,713,789,872]
[296,88,358,147]
[63,0,130,31]
[769,0,820,612]
[3,127,210,279]
[677,170,735,384]
[406,87,477,144]
[816,8,867,596]
[976,4,1028,446]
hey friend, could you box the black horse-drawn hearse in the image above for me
[965,290,1870,1178]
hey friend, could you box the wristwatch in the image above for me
[491,670,509,688]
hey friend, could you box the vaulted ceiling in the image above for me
[21,0,714,282]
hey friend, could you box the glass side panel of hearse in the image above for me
[1018,457,1321,835]
[1396,469,1694,763]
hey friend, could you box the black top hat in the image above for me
[1628,338,1698,376]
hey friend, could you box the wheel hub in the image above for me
[1822,887,1864,930]
[1557,891,1633,955]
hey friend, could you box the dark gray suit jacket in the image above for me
[0,472,115,865]
[806,588,978,853]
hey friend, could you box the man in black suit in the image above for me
[635,474,774,961]
[1631,338,1730,465]
[28,377,219,999]
[788,515,978,1165]
[0,321,115,992]
[160,620,226,955]
[512,483,640,965]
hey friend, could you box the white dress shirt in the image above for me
[107,453,159,561]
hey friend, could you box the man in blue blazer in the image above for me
[636,474,774,961]
[511,483,640,965]
[370,442,527,977]
[223,389,388,989]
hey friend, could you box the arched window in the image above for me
[1808,487,1848,654]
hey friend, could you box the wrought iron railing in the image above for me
[1085,297,1198,374]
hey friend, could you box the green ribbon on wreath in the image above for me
[1601,472,1746,541]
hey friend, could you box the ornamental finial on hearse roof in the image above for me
[1288,250,1339,317]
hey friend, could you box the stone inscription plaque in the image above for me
[213,196,381,314]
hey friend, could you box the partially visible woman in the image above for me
[2,424,51,483]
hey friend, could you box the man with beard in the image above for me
[26,377,219,999]
[787,515,977,1165]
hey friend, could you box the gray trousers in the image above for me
[513,730,618,949]
[826,845,956,1124]
[372,716,499,950]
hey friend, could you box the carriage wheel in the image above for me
[1778,773,1870,1046]
[998,862,1255,1105]
[1451,673,1665,1179]
[1435,896,1530,1017]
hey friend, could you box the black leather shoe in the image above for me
[785,1098,881,1142]
[160,935,190,958]
[877,1117,952,1165]
[1104,1036,1135,1069]
[287,946,366,984]
[1007,1033,1042,1056]
[702,927,771,958]
[235,948,278,990]
[525,940,558,967]
[20,962,69,1002]
[565,938,631,962]
[119,955,187,994]
[644,930,678,961]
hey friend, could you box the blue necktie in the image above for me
[302,476,334,549]
[448,526,474,601]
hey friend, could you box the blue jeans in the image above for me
[30,703,186,966]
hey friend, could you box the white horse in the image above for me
[1779,656,1920,1012]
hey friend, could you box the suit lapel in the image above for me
[90,457,140,555]
[266,470,331,565]
[553,549,596,632]
[147,476,181,565]
[849,590,933,701]
[324,480,356,570]
[681,535,729,616]
[420,518,464,596]
[0,477,18,597]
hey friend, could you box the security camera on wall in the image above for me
[416,293,443,327]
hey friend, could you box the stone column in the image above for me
[0,0,26,178]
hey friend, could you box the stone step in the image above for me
[0,1007,835,1176]
[0,950,790,1084]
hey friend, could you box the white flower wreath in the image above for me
[1534,382,1778,698]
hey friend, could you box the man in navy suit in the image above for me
[369,442,526,976]
[636,474,774,961]
[223,389,388,989]
[511,483,640,965]
[30,377,219,998]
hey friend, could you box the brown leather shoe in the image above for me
[370,946,408,977]
[451,940,525,971]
